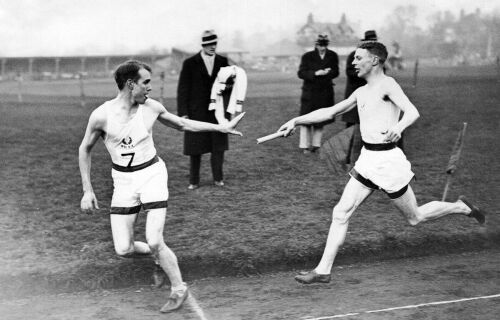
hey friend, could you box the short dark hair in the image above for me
[114,60,152,90]
[358,41,388,64]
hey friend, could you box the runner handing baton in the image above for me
[275,42,486,284]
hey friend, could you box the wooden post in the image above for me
[442,123,467,201]
[54,57,60,79]
[412,59,419,88]
[1,58,6,80]
[104,56,110,75]
[159,71,165,105]
[28,58,34,80]
[79,72,86,107]
[16,72,23,103]
[496,56,500,82]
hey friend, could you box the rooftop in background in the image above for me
[297,13,358,48]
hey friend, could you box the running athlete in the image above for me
[78,60,244,312]
[276,42,486,284]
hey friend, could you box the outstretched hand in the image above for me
[80,191,99,215]
[278,119,296,137]
[221,112,245,136]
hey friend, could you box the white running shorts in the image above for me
[352,147,414,193]
[110,158,169,214]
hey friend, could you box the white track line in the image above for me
[187,292,210,320]
[303,293,500,319]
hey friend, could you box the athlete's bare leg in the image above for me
[145,208,184,289]
[110,213,151,256]
[314,178,373,275]
[391,185,471,225]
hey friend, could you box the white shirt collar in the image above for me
[201,50,215,60]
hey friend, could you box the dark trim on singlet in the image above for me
[112,155,159,172]
[362,141,397,151]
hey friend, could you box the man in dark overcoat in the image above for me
[177,30,230,189]
[297,33,339,153]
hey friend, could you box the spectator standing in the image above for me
[388,41,404,70]
[297,33,339,154]
[177,30,230,189]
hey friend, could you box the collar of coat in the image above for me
[196,51,223,63]
[194,52,224,77]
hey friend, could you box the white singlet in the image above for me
[103,103,157,167]
[351,80,414,193]
[356,84,401,144]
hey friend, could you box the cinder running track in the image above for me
[1,249,499,320]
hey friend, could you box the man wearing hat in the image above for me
[297,32,339,154]
[342,30,378,164]
[177,30,230,189]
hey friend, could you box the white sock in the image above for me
[171,282,187,293]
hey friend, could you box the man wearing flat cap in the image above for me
[297,32,339,154]
[177,30,230,190]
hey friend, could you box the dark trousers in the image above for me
[189,151,224,185]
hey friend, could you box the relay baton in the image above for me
[256,131,286,144]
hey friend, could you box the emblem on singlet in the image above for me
[120,137,134,149]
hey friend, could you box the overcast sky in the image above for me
[0,0,498,56]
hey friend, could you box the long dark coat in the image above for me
[341,50,366,124]
[298,48,339,126]
[177,52,229,155]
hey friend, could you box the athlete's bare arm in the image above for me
[153,100,244,136]
[278,93,358,136]
[78,108,105,214]
[383,77,420,142]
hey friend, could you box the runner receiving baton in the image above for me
[78,60,244,312]
[275,41,486,284]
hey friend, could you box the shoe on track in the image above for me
[214,180,225,187]
[160,288,189,313]
[295,270,331,284]
[459,195,486,225]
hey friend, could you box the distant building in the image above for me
[251,39,304,72]
[248,14,359,72]
[253,39,305,58]
[297,13,358,55]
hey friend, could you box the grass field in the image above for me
[1,65,499,294]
